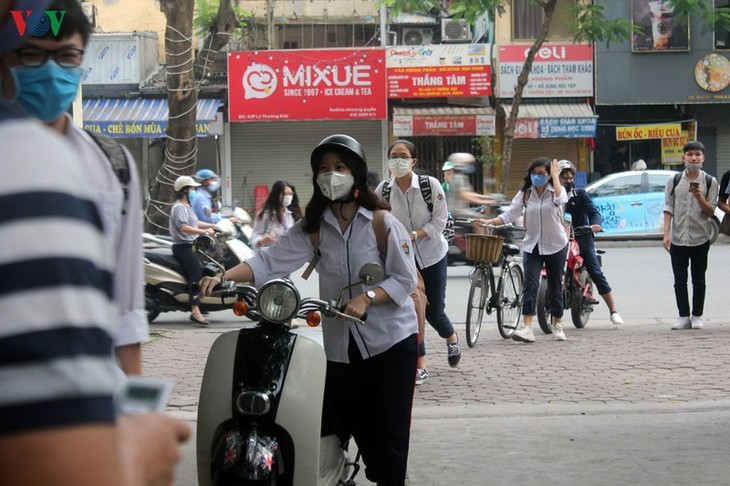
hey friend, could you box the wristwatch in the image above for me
[411,231,417,241]
[366,290,376,306]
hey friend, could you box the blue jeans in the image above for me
[417,255,454,356]
[576,234,611,295]
[522,245,568,318]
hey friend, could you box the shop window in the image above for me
[715,0,730,49]
[512,0,574,40]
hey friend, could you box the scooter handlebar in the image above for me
[300,298,365,325]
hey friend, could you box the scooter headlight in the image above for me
[257,279,300,324]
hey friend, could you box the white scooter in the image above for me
[196,263,385,485]
[143,218,255,323]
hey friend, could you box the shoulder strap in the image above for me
[85,129,130,204]
[417,175,434,213]
[523,188,531,207]
[670,172,682,196]
[381,180,393,202]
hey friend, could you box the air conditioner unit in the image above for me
[441,18,472,42]
[401,28,433,46]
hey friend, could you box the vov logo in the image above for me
[10,10,66,37]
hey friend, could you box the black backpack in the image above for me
[85,129,130,210]
[670,172,713,199]
[381,175,455,243]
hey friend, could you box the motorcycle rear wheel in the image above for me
[145,288,160,323]
[536,277,553,334]
[571,274,594,328]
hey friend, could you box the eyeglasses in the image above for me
[15,47,85,69]
[389,154,413,160]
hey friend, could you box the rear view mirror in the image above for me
[358,262,385,286]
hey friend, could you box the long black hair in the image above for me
[256,180,302,224]
[303,148,389,233]
[520,157,553,193]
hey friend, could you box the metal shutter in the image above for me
[505,139,578,195]
[229,121,383,212]
[716,127,730,179]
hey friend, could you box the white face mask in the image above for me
[316,171,355,201]
[282,194,293,207]
[388,158,412,178]
[685,162,702,173]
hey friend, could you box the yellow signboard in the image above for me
[616,124,682,141]
[661,130,689,165]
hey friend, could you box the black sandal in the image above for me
[190,314,210,326]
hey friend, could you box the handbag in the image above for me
[720,213,730,236]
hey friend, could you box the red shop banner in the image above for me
[386,44,492,99]
[228,49,387,122]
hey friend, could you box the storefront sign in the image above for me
[83,120,212,138]
[228,49,387,122]
[393,114,495,136]
[498,44,593,98]
[386,44,491,98]
[661,130,689,164]
[616,123,682,141]
[513,117,597,139]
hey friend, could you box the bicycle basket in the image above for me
[465,234,504,263]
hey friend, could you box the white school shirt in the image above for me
[246,206,418,363]
[375,174,448,268]
[249,208,296,249]
[500,184,569,255]
[65,115,148,348]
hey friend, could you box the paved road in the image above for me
[143,243,730,485]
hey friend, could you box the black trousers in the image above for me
[522,245,568,318]
[670,241,710,317]
[172,243,202,307]
[324,333,418,486]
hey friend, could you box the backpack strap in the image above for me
[381,179,393,203]
[417,175,434,213]
[301,211,390,280]
[85,129,130,208]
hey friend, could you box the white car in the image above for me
[583,170,723,243]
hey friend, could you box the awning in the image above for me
[82,98,222,138]
[499,102,597,139]
[393,106,496,137]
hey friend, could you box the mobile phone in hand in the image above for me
[116,377,173,415]
[689,182,700,191]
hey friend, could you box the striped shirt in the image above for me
[0,116,118,434]
[663,170,719,247]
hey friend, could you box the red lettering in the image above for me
[10,10,32,36]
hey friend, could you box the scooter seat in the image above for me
[504,244,520,256]
[145,249,186,275]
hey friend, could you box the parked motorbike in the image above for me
[221,205,255,247]
[196,262,385,486]
[143,219,254,323]
[536,222,603,334]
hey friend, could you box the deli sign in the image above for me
[228,49,387,121]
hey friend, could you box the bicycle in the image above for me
[456,220,524,346]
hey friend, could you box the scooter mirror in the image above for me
[358,262,385,286]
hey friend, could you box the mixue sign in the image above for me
[228,49,387,121]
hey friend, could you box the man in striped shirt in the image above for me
[0,1,188,483]
[663,141,719,331]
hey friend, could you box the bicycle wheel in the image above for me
[536,277,553,334]
[496,263,523,339]
[465,265,489,347]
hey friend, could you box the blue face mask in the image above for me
[10,62,82,122]
[188,189,198,202]
[207,181,220,193]
[531,173,549,187]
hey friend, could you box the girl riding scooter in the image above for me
[201,134,419,485]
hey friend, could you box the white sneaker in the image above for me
[610,312,624,325]
[672,317,691,330]
[552,323,567,341]
[512,325,535,343]
[690,316,704,329]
